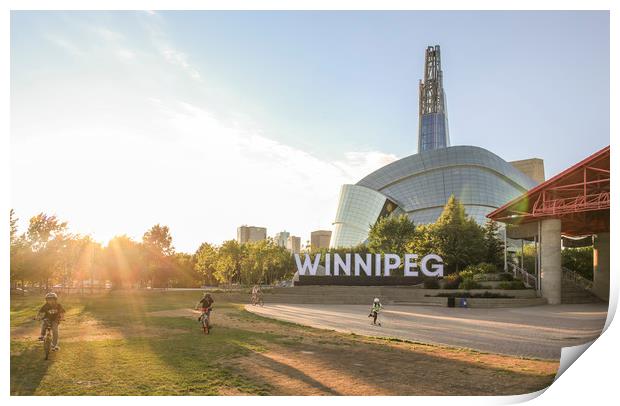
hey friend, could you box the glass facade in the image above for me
[331,146,539,248]
[330,185,387,248]
[419,112,449,152]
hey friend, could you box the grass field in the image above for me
[11,290,558,395]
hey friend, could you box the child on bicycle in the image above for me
[196,292,214,322]
[368,297,383,326]
[36,292,65,351]
[251,284,263,304]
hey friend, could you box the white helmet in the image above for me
[373,297,380,303]
[45,292,58,300]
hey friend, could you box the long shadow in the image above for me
[276,339,556,395]
[10,341,54,395]
[237,349,341,395]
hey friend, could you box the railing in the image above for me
[508,263,538,290]
[562,267,593,291]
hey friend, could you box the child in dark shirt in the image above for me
[36,292,65,351]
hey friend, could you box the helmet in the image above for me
[45,292,58,300]
[373,297,380,303]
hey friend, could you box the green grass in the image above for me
[11,291,275,395]
[11,290,558,396]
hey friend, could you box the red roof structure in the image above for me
[487,146,610,236]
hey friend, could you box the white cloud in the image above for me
[45,34,83,56]
[91,26,124,42]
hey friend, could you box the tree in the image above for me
[367,214,416,254]
[427,195,485,274]
[10,210,27,289]
[24,213,69,290]
[194,242,219,286]
[142,224,175,287]
[482,220,505,269]
[170,253,199,287]
[26,213,68,252]
[215,240,244,286]
[105,235,143,289]
[562,246,594,280]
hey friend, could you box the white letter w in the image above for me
[295,254,321,276]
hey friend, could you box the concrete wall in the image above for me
[593,232,610,301]
[540,219,562,304]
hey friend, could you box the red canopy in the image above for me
[487,146,610,236]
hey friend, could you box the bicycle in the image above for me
[198,308,212,334]
[39,318,54,360]
[251,293,264,307]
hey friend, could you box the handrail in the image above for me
[562,267,593,291]
[508,263,538,290]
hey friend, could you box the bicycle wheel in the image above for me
[44,333,52,360]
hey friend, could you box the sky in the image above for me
[10,11,610,253]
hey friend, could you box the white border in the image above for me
[2,1,616,405]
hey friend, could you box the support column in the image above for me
[540,219,562,305]
[592,232,610,301]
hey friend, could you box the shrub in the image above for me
[498,273,514,281]
[478,262,499,274]
[459,279,482,290]
[498,280,526,290]
[442,273,461,289]
[459,269,475,280]
[430,291,514,299]
[423,277,440,289]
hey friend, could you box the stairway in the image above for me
[561,277,601,304]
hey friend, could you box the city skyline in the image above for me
[10,11,609,252]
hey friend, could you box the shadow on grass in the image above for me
[10,341,53,395]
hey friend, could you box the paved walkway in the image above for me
[245,303,608,359]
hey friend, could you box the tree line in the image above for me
[10,209,295,292]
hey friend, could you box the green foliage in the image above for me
[432,291,514,299]
[441,273,461,289]
[459,279,483,290]
[498,281,526,290]
[424,195,486,274]
[10,210,296,290]
[215,240,244,285]
[561,247,593,280]
[482,220,505,269]
[367,214,416,254]
[194,242,218,285]
[499,273,514,281]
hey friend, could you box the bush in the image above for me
[498,280,526,290]
[430,291,514,299]
[442,273,461,289]
[478,262,499,274]
[423,277,440,289]
[458,269,475,280]
[498,273,514,281]
[459,279,482,290]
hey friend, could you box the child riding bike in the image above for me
[368,297,383,326]
[251,284,263,305]
[36,292,65,352]
[195,292,214,324]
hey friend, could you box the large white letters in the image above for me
[404,254,419,276]
[294,254,321,276]
[383,254,401,277]
[421,254,444,277]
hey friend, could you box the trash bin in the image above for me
[447,296,455,307]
